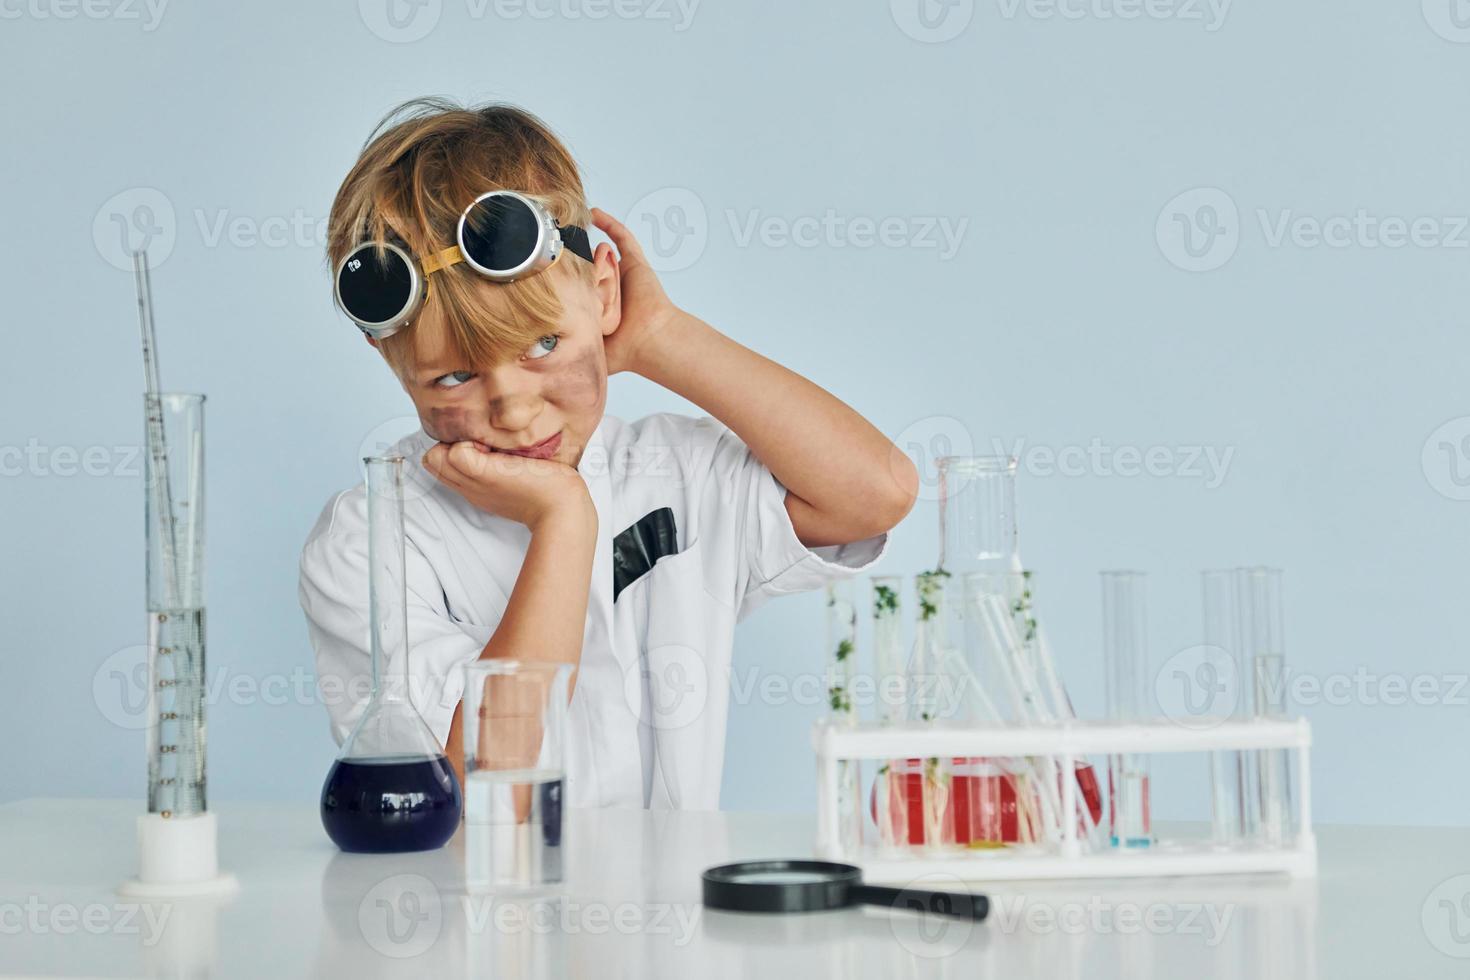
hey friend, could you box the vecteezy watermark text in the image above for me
[1158,187,1470,272]
[0,898,171,944]
[996,438,1234,488]
[0,0,168,29]
[726,209,969,261]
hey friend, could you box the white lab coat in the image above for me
[299,412,888,809]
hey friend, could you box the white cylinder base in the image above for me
[119,812,238,898]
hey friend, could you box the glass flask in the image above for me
[935,456,1101,847]
[321,456,463,853]
[1102,570,1153,848]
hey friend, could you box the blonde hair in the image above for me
[326,97,595,377]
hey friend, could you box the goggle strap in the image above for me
[422,244,466,277]
[559,224,594,264]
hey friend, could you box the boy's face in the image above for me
[380,255,620,468]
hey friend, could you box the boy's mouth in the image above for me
[492,431,562,460]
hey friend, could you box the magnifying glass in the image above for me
[702,860,988,919]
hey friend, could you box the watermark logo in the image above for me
[893,415,976,502]
[1422,0,1470,43]
[94,188,335,269]
[1423,874,1470,958]
[626,644,709,730]
[361,416,440,503]
[93,645,152,731]
[359,874,443,958]
[93,187,176,271]
[1422,416,1470,501]
[890,0,974,42]
[627,188,708,272]
[359,0,442,41]
[1156,187,1239,272]
[887,873,977,957]
[1159,187,1470,271]
[1154,644,1240,728]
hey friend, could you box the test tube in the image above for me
[1201,570,1249,844]
[1101,571,1152,848]
[825,582,862,851]
[826,581,858,724]
[912,572,954,849]
[1237,567,1294,844]
[869,576,910,849]
[870,576,906,726]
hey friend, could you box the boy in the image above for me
[300,99,918,809]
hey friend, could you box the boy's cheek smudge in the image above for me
[544,348,606,410]
[424,405,483,444]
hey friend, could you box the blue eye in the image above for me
[525,335,559,360]
[434,370,475,389]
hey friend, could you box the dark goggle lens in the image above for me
[337,245,414,326]
[461,195,541,273]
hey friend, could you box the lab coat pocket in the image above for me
[625,542,735,810]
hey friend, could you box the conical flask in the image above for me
[320,455,463,852]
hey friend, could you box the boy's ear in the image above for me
[592,242,621,339]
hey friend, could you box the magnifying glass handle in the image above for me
[851,884,989,920]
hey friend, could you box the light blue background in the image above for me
[3,0,1467,827]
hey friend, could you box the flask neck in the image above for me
[373,660,412,704]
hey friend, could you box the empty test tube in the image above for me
[1102,571,1152,848]
[1202,570,1249,844]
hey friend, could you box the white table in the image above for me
[0,799,1464,978]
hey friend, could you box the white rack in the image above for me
[813,718,1315,883]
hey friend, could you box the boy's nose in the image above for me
[482,366,544,436]
[488,395,543,437]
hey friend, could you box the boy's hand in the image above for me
[422,442,595,531]
[592,206,682,377]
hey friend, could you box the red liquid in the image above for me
[873,759,1104,845]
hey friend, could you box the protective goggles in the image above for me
[333,190,594,340]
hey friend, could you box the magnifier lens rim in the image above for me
[702,860,863,913]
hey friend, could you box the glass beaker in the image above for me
[1102,570,1153,848]
[144,393,207,819]
[320,456,462,853]
[462,660,573,891]
[937,455,1018,574]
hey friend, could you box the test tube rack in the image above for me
[813,717,1315,884]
